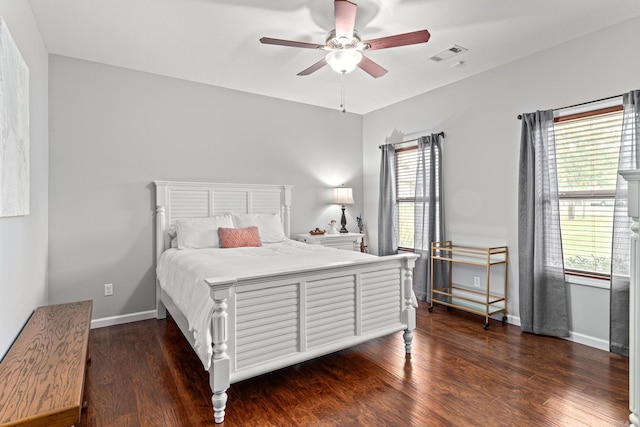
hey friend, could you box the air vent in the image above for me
[430,45,468,62]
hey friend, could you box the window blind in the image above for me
[396,147,417,249]
[554,108,624,275]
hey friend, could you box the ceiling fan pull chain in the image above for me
[340,71,346,113]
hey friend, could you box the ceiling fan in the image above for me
[259,0,431,78]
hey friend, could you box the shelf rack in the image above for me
[428,241,508,329]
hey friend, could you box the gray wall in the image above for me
[362,16,640,347]
[48,55,363,320]
[0,1,49,359]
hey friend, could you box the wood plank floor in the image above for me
[81,304,629,426]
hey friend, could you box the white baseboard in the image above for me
[504,314,609,352]
[91,310,610,351]
[90,310,157,329]
[504,314,521,326]
[566,331,609,351]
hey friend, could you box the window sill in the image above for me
[565,274,610,290]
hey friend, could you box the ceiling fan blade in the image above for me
[297,58,328,76]
[260,37,324,50]
[334,0,357,40]
[363,29,431,50]
[358,55,387,78]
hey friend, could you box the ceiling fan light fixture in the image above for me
[325,50,362,74]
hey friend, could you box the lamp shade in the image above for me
[333,187,354,205]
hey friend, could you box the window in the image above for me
[395,146,417,250]
[554,105,624,278]
[394,143,443,251]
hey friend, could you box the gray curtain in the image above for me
[414,134,447,301]
[610,90,640,356]
[518,110,570,337]
[378,144,398,256]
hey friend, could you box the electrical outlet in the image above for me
[104,283,113,296]
[473,276,481,288]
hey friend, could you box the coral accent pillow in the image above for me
[218,226,262,249]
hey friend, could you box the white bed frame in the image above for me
[154,180,418,423]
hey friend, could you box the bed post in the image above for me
[620,170,640,426]
[282,185,292,238]
[210,285,232,424]
[402,255,418,353]
[155,181,168,319]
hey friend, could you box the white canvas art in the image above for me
[0,17,29,217]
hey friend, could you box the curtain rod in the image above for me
[378,131,445,149]
[516,93,623,120]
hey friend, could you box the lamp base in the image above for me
[340,205,348,233]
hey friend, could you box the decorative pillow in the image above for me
[232,213,288,243]
[218,226,262,248]
[175,215,234,249]
[167,226,178,248]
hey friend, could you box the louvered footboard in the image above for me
[205,254,417,423]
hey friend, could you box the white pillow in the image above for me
[175,215,234,249]
[232,213,288,243]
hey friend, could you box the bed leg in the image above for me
[213,390,228,423]
[401,256,417,354]
[157,302,167,319]
[156,281,167,319]
[403,329,413,353]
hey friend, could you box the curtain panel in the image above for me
[610,90,640,356]
[378,144,398,256]
[413,134,447,302]
[518,110,570,337]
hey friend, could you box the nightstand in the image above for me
[296,232,365,252]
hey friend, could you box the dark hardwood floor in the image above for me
[81,304,629,426]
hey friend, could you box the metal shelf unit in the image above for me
[428,241,508,329]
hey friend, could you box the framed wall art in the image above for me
[0,17,29,217]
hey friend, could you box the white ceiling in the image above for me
[28,0,640,114]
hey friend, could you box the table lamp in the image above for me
[332,185,354,233]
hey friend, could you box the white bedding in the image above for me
[156,239,374,369]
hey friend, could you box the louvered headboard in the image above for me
[154,181,293,259]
